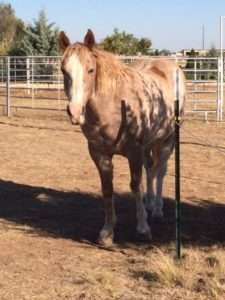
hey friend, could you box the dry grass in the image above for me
[0,115,224,299]
[133,247,225,299]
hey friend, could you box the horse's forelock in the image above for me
[62,43,91,66]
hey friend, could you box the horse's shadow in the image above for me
[0,179,225,247]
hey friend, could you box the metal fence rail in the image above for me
[0,55,224,121]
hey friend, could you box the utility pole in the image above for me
[202,24,205,50]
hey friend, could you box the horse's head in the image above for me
[59,30,97,125]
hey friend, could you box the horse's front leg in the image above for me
[88,144,116,246]
[143,152,157,212]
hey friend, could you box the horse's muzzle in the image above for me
[67,103,85,126]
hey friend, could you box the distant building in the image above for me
[176,48,222,57]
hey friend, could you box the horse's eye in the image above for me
[88,68,94,74]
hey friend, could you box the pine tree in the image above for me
[10,10,59,56]
[9,10,60,80]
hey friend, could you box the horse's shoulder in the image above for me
[149,65,167,79]
[131,59,177,83]
[149,60,176,79]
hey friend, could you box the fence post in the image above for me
[193,59,197,110]
[31,57,34,108]
[26,57,31,94]
[221,56,224,121]
[57,58,61,108]
[194,59,197,81]
[1,58,4,82]
[6,56,10,117]
[217,57,221,121]
[220,16,224,121]
[175,68,181,259]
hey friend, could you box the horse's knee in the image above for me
[130,177,141,193]
[144,154,154,170]
[101,174,113,198]
[99,158,113,173]
[96,158,113,197]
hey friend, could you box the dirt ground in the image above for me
[0,114,225,300]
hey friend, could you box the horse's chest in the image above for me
[81,123,118,151]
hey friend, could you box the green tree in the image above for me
[186,48,198,57]
[100,28,152,55]
[205,45,218,80]
[0,3,24,55]
[150,49,160,56]
[136,38,152,55]
[150,48,171,56]
[10,10,59,56]
[159,49,171,56]
[207,45,218,57]
[9,10,60,82]
[185,48,199,80]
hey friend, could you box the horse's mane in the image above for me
[92,48,134,96]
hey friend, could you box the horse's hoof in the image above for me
[98,236,114,248]
[145,202,154,212]
[136,230,152,242]
[144,194,155,211]
[98,229,114,247]
[152,209,164,220]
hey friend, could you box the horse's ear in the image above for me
[84,29,96,49]
[58,31,71,52]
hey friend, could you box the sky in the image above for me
[6,0,225,51]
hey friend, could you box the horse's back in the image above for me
[132,59,185,114]
[132,58,177,77]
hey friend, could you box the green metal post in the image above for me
[175,69,181,259]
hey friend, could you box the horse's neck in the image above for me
[85,96,100,124]
[85,53,146,125]
[94,50,130,94]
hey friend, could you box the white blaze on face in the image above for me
[65,54,84,106]
[64,53,86,125]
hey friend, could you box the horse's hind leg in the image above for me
[154,135,174,217]
[88,144,116,246]
[144,135,174,218]
[128,155,151,241]
[143,151,158,212]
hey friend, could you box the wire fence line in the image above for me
[167,172,225,187]
[165,121,225,189]
[0,115,224,187]
[1,55,225,158]
[0,55,224,120]
[181,126,225,157]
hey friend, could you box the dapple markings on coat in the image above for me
[59,29,185,245]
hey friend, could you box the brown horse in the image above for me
[59,29,185,245]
